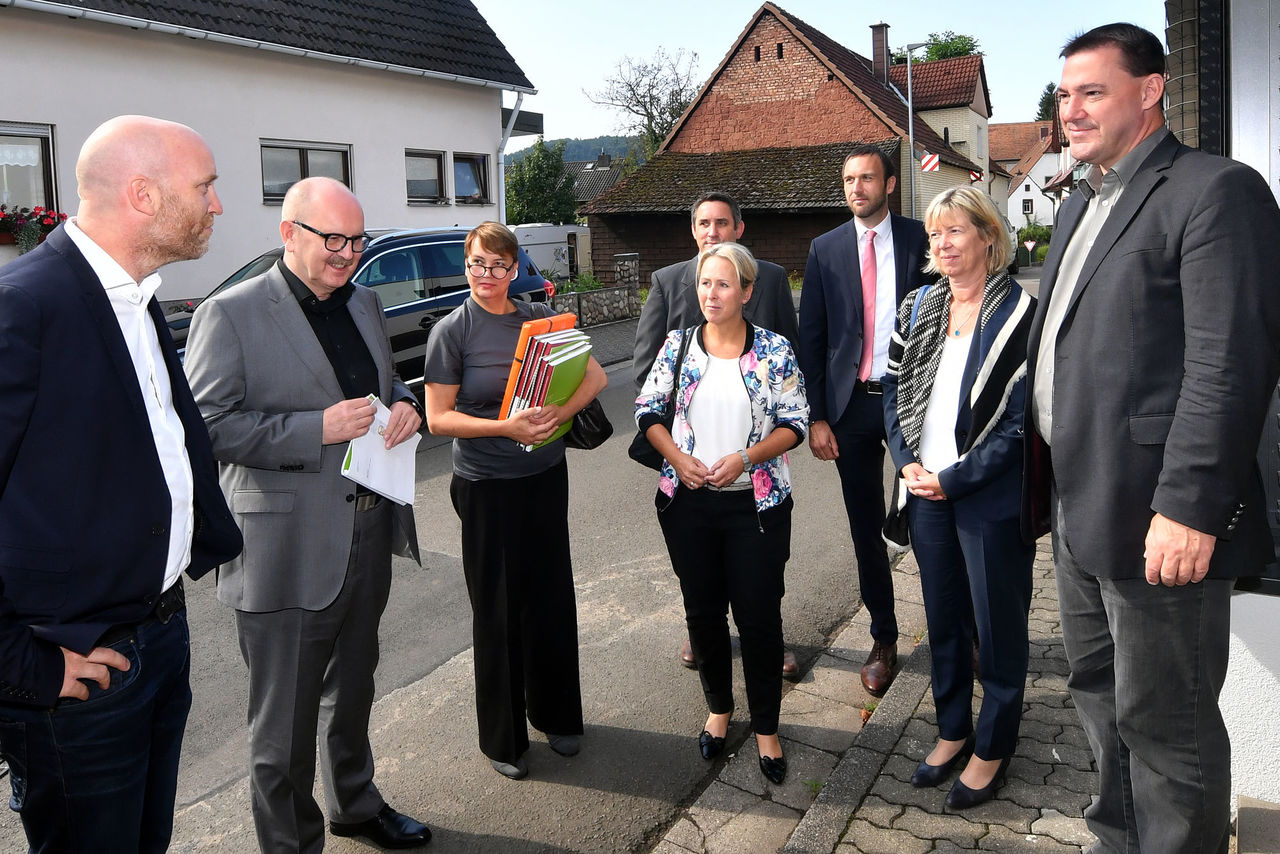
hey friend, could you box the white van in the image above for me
[510,223,592,281]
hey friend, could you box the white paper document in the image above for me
[340,395,420,505]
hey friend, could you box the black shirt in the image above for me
[279,259,379,401]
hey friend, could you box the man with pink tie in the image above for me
[796,144,934,696]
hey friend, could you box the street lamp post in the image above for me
[904,41,928,220]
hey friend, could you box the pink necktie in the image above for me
[859,229,877,382]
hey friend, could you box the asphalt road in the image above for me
[0,270,1042,850]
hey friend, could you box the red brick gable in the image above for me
[668,13,892,153]
[661,3,979,174]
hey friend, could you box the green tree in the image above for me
[892,31,981,63]
[504,137,577,225]
[586,48,700,158]
[1036,82,1057,121]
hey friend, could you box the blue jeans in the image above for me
[0,611,192,854]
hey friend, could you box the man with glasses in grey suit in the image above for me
[186,177,430,851]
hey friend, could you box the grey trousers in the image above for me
[1053,498,1232,854]
[236,502,393,854]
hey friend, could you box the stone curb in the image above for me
[781,640,931,854]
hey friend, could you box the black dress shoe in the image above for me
[331,804,431,849]
[547,734,580,756]
[489,756,529,780]
[759,754,787,784]
[910,737,974,788]
[699,729,725,760]
[945,756,1011,810]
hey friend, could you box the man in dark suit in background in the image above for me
[185,177,430,851]
[0,115,242,853]
[1024,24,1280,853]
[634,191,802,675]
[797,144,932,696]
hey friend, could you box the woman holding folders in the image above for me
[881,187,1035,810]
[422,221,607,780]
[634,242,808,785]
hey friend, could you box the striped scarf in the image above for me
[886,272,1031,459]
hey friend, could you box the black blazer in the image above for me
[0,227,242,707]
[797,213,932,425]
[1022,131,1280,578]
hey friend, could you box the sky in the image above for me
[472,0,1166,153]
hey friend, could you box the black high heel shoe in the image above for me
[758,753,787,784]
[911,736,974,788]
[945,755,1011,809]
[699,730,725,760]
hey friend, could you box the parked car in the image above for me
[1001,214,1020,275]
[169,227,555,381]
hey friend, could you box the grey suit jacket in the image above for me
[1023,129,1280,579]
[633,255,798,391]
[185,265,421,612]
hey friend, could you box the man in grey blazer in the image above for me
[1024,24,1280,853]
[633,191,801,674]
[185,178,431,851]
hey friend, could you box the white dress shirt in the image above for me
[66,219,194,592]
[854,214,899,380]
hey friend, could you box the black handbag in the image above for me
[628,327,692,470]
[563,398,613,450]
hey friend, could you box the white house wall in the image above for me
[1008,153,1060,228]
[0,7,506,301]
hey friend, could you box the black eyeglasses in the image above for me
[291,220,370,253]
[467,261,513,280]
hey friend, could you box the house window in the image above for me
[776,43,783,59]
[1040,126,1049,140]
[1025,183,1031,192]
[260,141,351,203]
[406,150,444,203]
[454,153,489,204]
[754,46,761,62]
[1022,198,1034,215]
[0,122,56,211]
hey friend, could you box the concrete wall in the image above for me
[668,13,893,153]
[0,6,507,302]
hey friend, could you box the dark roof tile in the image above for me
[584,140,899,214]
[886,54,986,112]
[54,0,532,90]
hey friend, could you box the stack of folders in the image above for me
[499,313,593,450]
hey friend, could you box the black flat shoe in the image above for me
[759,754,787,784]
[547,734,580,756]
[911,736,974,788]
[330,804,431,849]
[699,729,725,760]
[489,756,529,780]
[945,755,1011,810]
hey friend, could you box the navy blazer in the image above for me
[797,213,933,425]
[0,227,242,707]
[1022,131,1280,578]
[883,282,1034,520]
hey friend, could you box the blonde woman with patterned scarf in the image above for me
[881,186,1036,810]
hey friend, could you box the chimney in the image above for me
[871,22,890,84]
[595,152,611,169]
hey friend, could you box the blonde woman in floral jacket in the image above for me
[635,242,808,786]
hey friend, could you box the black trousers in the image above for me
[831,387,898,645]
[657,487,791,735]
[450,460,583,764]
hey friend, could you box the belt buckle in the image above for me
[863,380,884,396]
[355,493,382,512]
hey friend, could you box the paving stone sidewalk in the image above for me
[651,538,1105,854]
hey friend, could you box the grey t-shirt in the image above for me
[423,297,566,480]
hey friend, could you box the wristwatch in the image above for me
[737,449,752,470]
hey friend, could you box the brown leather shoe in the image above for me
[860,641,898,696]
[781,648,798,680]
[680,637,696,668]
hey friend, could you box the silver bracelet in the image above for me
[738,449,751,469]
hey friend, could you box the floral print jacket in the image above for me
[634,322,809,513]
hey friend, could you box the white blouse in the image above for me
[687,354,752,488]
[919,331,971,473]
